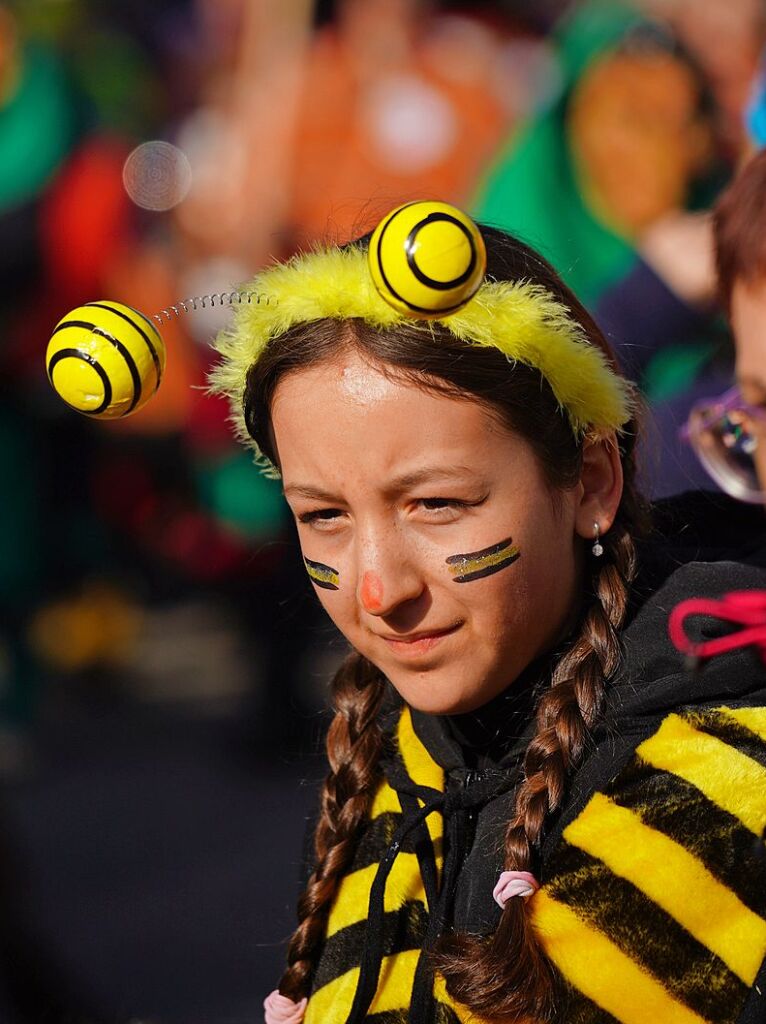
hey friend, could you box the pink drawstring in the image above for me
[668,590,766,666]
[264,989,307,1024]
[493,870,540,908]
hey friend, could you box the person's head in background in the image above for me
[566,17,713,237]
[712,148,766,495]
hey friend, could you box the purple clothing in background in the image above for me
[640,371,734,498]
[594,258,731,499]
[595,257,713,379]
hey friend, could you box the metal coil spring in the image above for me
[152,291,270,326]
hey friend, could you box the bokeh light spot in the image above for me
[122,140,192,212]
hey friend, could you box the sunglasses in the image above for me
[681,386,766,504]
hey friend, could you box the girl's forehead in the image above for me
[732,280,766,389]
[335,357,404,406]
[272,351,493,433]
[272,354,539,495]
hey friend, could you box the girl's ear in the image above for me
[574,435,623,540]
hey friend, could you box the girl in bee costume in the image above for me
[208,202,766,1024]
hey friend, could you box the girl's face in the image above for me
[271,351,598,715]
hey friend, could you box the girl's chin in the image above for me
[389,673,503,716]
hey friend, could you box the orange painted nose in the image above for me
[360,570,384,613]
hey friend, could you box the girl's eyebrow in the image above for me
[283,484,343,502]
[283,466,484,503]
[387,465,485,490]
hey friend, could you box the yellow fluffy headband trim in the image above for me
[209,246,633,467]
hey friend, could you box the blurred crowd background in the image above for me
[0,0,764,1021]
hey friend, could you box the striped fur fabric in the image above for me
[305,707,473,1023]
[536,706,766,1024]
[304,704,766,1024]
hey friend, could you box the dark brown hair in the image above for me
[714,149,766,311]
[243,227,645,1021]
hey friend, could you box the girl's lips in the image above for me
[379,623,461,657]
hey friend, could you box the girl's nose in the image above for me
[357,549,425,616]
[360,571,386,613]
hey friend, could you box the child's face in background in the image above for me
[568,50,709,235]
[271,351,605,715]
[731,279,766,494]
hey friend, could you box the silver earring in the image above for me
[592,522,604,557]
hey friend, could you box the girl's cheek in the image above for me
[444,535,521,584]
[302,555,340,591]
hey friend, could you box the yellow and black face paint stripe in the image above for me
[446,536,520,583]
[304,556,340,591]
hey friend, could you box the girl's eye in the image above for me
[417,495,486,519]
[297,508,343,526]
[420,498,466,510]
[418,498,474,516]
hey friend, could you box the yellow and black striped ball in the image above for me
[46,301,166,419]
[368,200,487,319]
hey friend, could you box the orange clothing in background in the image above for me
[289,20,516,245]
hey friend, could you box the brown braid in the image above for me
[434,513,639,1021]
[278,652,387,1001]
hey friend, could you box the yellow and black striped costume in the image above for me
[536,704,766,1023]
[304,707,464,1023]
[304,700,766,1024]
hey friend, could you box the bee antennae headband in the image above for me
[45,201,633,445]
